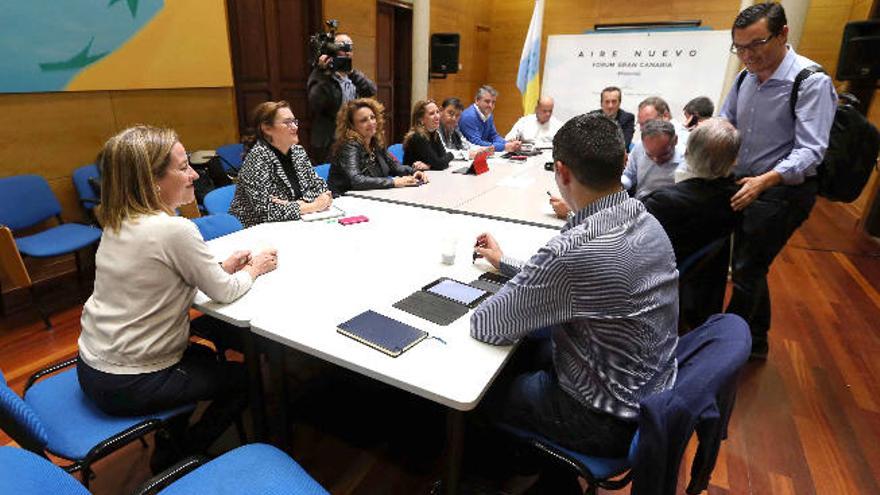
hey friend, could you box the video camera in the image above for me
[310,19,353,73]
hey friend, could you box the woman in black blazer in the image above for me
[403,100,454,171]
[328,98,428,195]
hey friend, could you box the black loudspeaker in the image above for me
[836,20,880,81]
[431,33,460,74]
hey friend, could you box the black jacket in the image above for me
[328,140,413,195]
[641,177,739,262]
[616,109,636,149]
[403,131,453,170]
[307,68,377,152]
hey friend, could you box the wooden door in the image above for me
[226,0,322,152]
[376,1,413,147]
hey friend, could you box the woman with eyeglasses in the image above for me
[402,99,454,171]
[229,101,332,227]
[328,98,428,195]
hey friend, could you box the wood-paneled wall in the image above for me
[323,0,378,83]
[799,0,879,220]
[0,88,238,222]
[427,0,493,108]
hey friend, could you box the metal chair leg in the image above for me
[28,286,52,329]
[234,414,248,445]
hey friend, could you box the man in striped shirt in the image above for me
[472,113,679,464]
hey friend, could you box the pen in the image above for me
[546,191,552,197]
[472,238,486,263]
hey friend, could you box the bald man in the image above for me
[506,96,563,146]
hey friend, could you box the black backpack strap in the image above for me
[735,69,748,92]
[789,64,825,119]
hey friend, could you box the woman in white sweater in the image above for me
[76,125,277,470]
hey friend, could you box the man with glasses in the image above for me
[621,119,684,199]
[719,2,836,359]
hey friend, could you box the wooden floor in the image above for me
[2,198,879,494]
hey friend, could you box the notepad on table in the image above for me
[337,310,428,357]
[301,205,345,222]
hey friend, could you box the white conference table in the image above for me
[196,196,554,410]
[457,161,565,228]
[347,150,566,228]
[194,196,556,493]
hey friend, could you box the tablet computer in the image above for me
[422,278,489,309]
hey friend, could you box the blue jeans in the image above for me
[491,335,637,458]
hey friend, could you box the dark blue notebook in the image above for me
[337,310,428,357]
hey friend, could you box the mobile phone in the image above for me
[338,215,369,225]
[479,272,511,285]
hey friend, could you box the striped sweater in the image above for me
[471,191,679,419]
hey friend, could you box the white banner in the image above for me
[543,30,734,128]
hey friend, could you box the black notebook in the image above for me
[337,310,428,357]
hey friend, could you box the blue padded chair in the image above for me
[0,175,102,326]
[71,163,101,222]
[0,446,88,495]
[677,236,730,276]
[204,184,236,215]
[496,425,639,494]
[132,443,329,495]
[192,214,244,241]
[676,236,731,331]
[0,175,102,258]
[216,143,245,174]
[388,143,404,163]
[497,314,750,495]
[314,163,331,182]
[0,359,195,488]
[1,444,329,495]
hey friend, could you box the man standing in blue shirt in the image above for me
[459,85,522,153]
[720,2,836,359]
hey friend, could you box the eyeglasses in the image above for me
[275,118,299,128]
[730,33,776,54]
[646,145,676,163]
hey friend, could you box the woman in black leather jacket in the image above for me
[328,98,428,195]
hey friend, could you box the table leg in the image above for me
[443,408,466,495]
[243,331,266,442]
[266,340,291,449]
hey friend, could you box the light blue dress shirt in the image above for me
[621,142,686,199]
[719,47,837,185]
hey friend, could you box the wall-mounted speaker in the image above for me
[836,20,880,81]
[430,33,460,74]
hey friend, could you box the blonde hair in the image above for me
[332,98,387,156]
[98,125,178,232]
[403,99,437,147]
